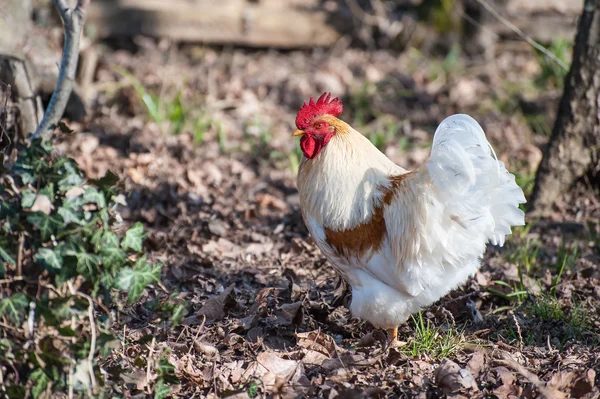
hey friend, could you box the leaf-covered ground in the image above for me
[53,36,600,398]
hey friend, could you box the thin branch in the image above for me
[474,0,569,71]
[0,83,12,149]
[32,0,90,139]
[145,336,157,394]
[16,233,24,277]
[68,281,98,393]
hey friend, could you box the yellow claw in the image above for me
[387,327,407,347]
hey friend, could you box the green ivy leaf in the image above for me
[38,184,55,203]
[30,369,51,399]
[116,257,162,303]
[27,213,62,242]
[49,296,81,321]
[102,230,120,248]
[90,170,120,189]
[12,158,35,185]
[100,232,127,272]
[90,229,104,250]
[0,338,12,352]
[157,357,175,375]
[96,332,120,358]
[57,121,74,134]
[74,251,101,280]
[154,379,171,399]
[1,220,10,234]
[56,159,83,192]
[20,189,36,209]
[83,187,107,209]
[64,193,86,208]
[0,293,29,324]
[57,205,86,226]
[5,385,25,399]
[121,222,146,253]
[57,327,78,337]
[34,248,63,272]
[0,240,15,265]
[170,303,186,326]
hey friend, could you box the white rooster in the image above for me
[293,93,526,344]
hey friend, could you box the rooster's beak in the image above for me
[293,129,305,137]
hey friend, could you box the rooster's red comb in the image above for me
[295,93,343,130]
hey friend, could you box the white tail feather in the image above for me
[427,114,526,247]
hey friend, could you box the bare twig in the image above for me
[32,0,90,139]
[0,276,24,284]
[27,301,36,339]
[16,233,24,277]
[67,281,98,393]
[0,320,23,333]
[68,364,74,399]
[188,315,206,354]
[509,311,523,349]
[0,83,12,149]
[474,0,569,71]
[146,336,157,393]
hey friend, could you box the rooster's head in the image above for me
[294,93,344,159]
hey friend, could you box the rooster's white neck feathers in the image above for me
[297,123,405,232]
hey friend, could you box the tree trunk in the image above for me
[530,0,600,212]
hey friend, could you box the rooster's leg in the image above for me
[386,327,407,347]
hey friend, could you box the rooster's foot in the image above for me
[386,327,407,348]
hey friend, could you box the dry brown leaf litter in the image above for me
[48,38,600,398]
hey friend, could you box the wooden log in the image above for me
[463,0,581,56]
[492,0,581,42]
[87,0,349,48]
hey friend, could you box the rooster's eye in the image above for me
[315,123,323,129]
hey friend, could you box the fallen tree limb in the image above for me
[32,0,90,139]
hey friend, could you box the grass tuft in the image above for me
[402,312,468,359]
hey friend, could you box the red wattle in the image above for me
[300,135,323,159]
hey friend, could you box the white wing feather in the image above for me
[348,114,526,328]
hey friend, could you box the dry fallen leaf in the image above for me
[195,284,236,322]
[135,152,155,165]
[194,341,219,359]
[276,301,303,326]
[570,369,596,398]
[64,186,85,197]
[295,330,336,357]
[208,219,229,236]
[467,351,486,377]
[245,242,274,256]
[254,192,288,212]
[172,354,205,384]
[301,350,329,366]
[30,194,54,215]
[321,354,374,372]
[202,238,243,258]
[434,359,477,394]
[242,352,303,393]
[548,371,577,392]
